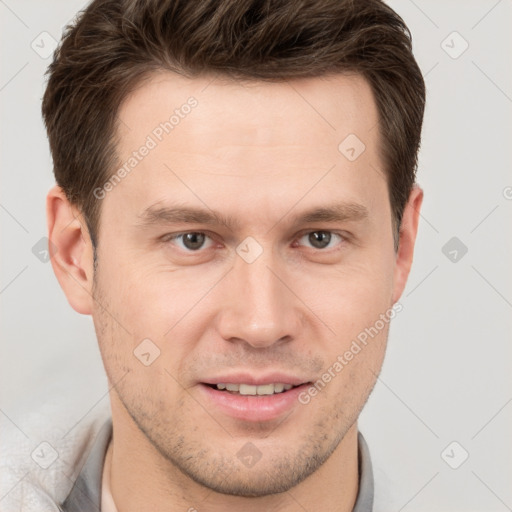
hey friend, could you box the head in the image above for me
[45,0,425,498]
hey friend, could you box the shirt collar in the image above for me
[60,417,113,511]
[353,431,375,512]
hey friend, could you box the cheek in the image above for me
[92,259,215,377]
[96,258,187,334]
[92,278,181,402]
[310,259,394,332]
[301,259,394,390]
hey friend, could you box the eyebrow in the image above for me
[136,201,369,232]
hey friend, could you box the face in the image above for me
[88,72,403,496]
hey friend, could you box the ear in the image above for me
[392,185,424,304]
[46,185,95,315]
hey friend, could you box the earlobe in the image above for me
[46,185,95,315]
[392,185,424,304]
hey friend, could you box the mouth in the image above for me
[203,382,299,396]
[198,376,312,422]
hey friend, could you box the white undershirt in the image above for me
[101,439,119,512]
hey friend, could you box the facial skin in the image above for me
[47,72,422,511]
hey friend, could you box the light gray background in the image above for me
[1,1,511,510]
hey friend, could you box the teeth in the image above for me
[256,383,274,395]
[239,384,257,395]
[214,383,295,395]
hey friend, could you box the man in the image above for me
[17,0,426,510]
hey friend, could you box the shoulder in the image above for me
[0,393,111,511]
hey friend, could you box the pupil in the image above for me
[309,231,331,249]
[184,232,205,250]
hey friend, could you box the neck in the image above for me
[108,397,360,512]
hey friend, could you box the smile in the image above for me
[210,382,295,395]
[199,377,312,422]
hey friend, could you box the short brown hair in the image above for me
[42,0,425,250]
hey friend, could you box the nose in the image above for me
[215,247,302,349]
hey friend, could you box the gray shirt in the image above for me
[60,419,374,511]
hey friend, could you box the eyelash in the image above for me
[161,230,346,253]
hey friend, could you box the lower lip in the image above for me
[198,383,310,422]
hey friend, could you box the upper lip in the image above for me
[200,372,311,386]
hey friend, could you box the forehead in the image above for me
[117,70,379,162]
[106,71,385,227]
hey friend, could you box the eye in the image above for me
[163,232,214,251]
[297,231,344,250]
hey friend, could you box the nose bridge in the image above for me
[217,243,298,347]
